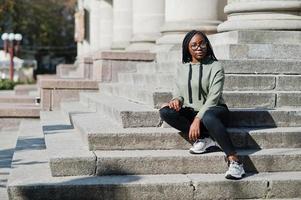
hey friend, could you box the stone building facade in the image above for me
[76,0,301,57]
[76,0,228,55]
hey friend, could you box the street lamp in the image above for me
[1,32,22,81]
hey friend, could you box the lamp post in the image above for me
[1,33,22,81]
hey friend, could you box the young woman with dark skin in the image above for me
[160,30,245,180]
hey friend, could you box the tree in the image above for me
[0,0,77,73]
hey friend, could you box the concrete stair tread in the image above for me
[73,112,301,149]
[216,43,301,48]
[135,62,176,73]
[79,92,301,127]
[8,146,301,200]
[0,103,40,117]
[214,43,301,59]
[72,113,176,133]
[80,92,161,127]
[101,82,173,92]
[94,148,301,157]
[117,70,174,88]
[50,147,301,176]
[8,117,301,199]
[208,30,301,45]
[80,92,155,112]
[224,90,301,93]
[60,101,96,115]
[40,111,96,176]
[0,95,36,103]
[229,107,301,111]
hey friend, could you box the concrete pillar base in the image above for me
[218,0,301,32]
[157,20,221,45]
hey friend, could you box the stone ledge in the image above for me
[14,84,37,96]
[0,104,40,118]
[92,50,156,61]
[40,79,99,89]
[40,78,99,111]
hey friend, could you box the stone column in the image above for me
[126,0,165,51]
[77,0,113,56]
[111,0,133,50]
[156,0,227,46]
[218,0,301,32]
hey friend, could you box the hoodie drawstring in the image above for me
[188,63,193,104]
[188,63,203,104]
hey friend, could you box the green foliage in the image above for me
[0,0,77,60]
[0,78,17,90]
[0,78,35,90]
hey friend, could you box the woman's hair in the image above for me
[182,30,218,63]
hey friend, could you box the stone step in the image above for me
[40,111,96,177]
[60,100,96,118]
[0,126,19,200]
[221,59,301,75]
[214,43,301,60]
[100,82,301,108]
[224,91,301,108]
[0,103,40,118]
[229,107,301,127]
[156,55,301,75]
[50,147,301,176]
[9,149,301,200]
[7,119,301,199]
[79,92,160,128]
[72,113,301,150]
[78,93,301,127]
[156,50,181,63]
[117,73,175,88]
[117,72,301,91]
[152,59,301,75]
[136,62,177,74]
[208,30,301,45]
[100,83,172,108]
[225,74,301,91]
[14,84,37,96]
[0,95,36,104]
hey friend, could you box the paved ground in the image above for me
[0,127,18,200]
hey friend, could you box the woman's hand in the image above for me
[168,99,181,111]
[189,117,201,141]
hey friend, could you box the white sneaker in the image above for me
[225,160,245,180]
[189,137,217,154]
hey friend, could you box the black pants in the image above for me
[159,105,236,156]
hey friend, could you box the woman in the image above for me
[159,30,245,180]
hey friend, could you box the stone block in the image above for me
[268,179,301,198]
[40,79,98,89]
[209,30,301,45]
[277,76,301,91]
[93,50,156,61]
[223,92,276,108]
[49,155,96,176]
[190,174,268,200]
[277,92,301,107]
[14,84,37,96]
[228,109,301,127]
[214,44,301,60]
[221,59,301,75]
[224,75,276,91]
[51,90,84,110]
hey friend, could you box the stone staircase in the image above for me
[6,30,301,199]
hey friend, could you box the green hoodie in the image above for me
[174,59,226,119]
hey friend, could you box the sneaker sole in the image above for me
[189,146,222,154]
[225,173,246,180]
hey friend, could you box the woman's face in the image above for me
[188,34,208,63]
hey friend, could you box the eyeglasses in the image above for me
[190,42,207,50]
